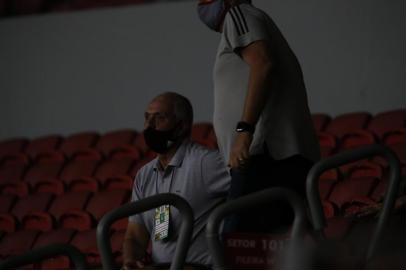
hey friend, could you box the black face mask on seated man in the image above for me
[143,127,179,154]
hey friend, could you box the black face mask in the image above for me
[143,127,178,154]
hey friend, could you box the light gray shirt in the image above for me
[213,2,320,163]
[129,140,230,265]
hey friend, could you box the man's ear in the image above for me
[174,120,188,138]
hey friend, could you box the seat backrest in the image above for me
[368,109,406,139]
[48,191,92,219]
[86,189,129,220]
[59,159,99,184]
[23,161,64,186]
[96,129,138,156]
[325,112,371,138]
[11,193,54,221]
[59,132,99,157]
[24,135,63,159]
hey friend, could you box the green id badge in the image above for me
[154,205,170,241]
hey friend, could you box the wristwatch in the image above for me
[235,121,255,133]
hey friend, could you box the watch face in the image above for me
[236,121,255,133]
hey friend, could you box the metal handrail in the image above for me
[306,144,401,261]
[206,187,307,270]
[0,243,88,270]
[97,193,194,270]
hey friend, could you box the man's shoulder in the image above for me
[136,158,157,179]
[185,141,221,159]
[184,141,227,169]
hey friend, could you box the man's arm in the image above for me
[229,40,273,169]
[122,221,150,270]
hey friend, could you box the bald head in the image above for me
[149,92,194,137]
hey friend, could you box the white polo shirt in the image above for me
[213,2,320,163]
[129,140,231,265]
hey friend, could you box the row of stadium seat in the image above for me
[0,109,405,269]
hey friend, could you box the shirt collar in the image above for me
[152,139,190,171]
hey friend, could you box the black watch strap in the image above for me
[235,121,255,133]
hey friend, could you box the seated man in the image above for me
[122,92,231,270]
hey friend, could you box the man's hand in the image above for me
[229,132,253,169]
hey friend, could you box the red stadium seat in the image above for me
[24,135,63,160]
[33,229,76,270]
[317,132,337,157]
[110,145,142,161]
[0,182,29,197]
[103,175,133,191]
[21,211,55,232]
[338,130,376,151]
[191,122,213,142]
[23,160,64,187]
[133,133,151,155]
[33,180,65,195]
[86,189,129,221]
[10,193,54,221]
[0,138,28,161]
[340,160,383,178]
[58,131,99,157]
[0,230,40,258]
[67,177,100,193]
[0,194,17,214]
[383,128,406,145]
[0,157,29,184]
[48,191,92,220]
[312,113,331,132]
[71,148,103,161]
[59,159,99,186]
[328,177,378,209]
[0,213,17,232]
[345,161,384,179]
[96,129,138,157]
[59,210,94,231]
[323,200,338,219]
[325,112,371,138]
[367,109,406,139]
[70,229,99,263]
[35,150,66,164]
[94,157,135,186]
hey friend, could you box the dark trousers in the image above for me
[224,153,313,233]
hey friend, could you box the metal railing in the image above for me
[0,243,89,270]
[206,187,307,270]
[306,144,401,261]
[97,193,194,270]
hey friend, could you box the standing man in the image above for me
[122,92,230,269]
[197,0,320,232]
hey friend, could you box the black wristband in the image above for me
[235,121,255,133]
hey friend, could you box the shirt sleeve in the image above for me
[128,172,145,225]
[223,4,270,51]
[201,150,231,197]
